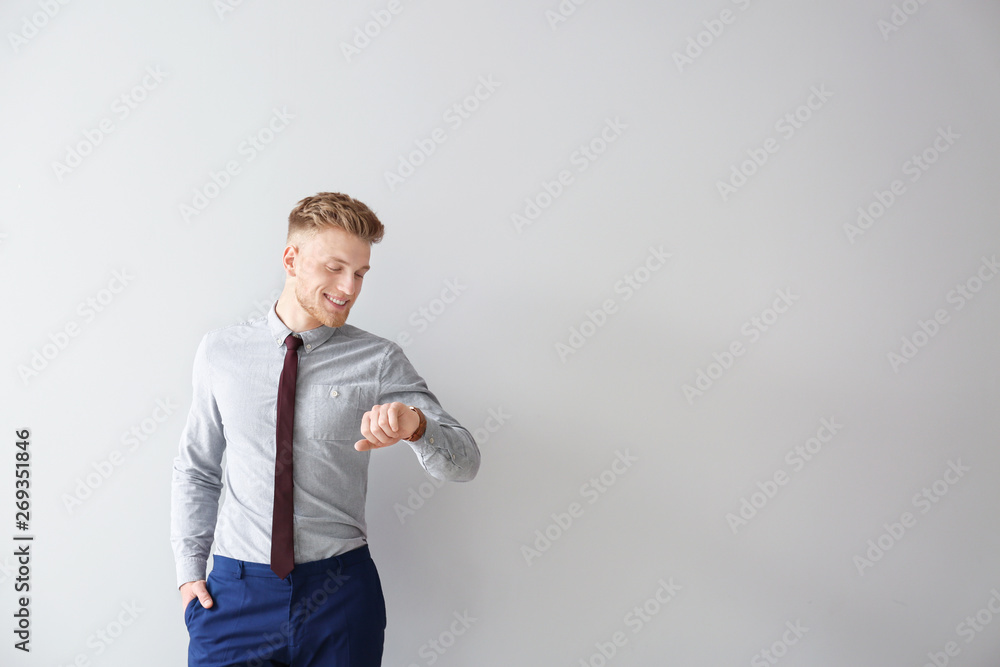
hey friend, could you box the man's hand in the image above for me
[355,402,420,451]
[180,580,214,612]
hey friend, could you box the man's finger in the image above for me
[181,580,214,612]
[355,438,379,451]
[192,581,214,608]
[388,404,399,434]
[366,407,388,441]
[374,408,386,434]
[376,405,394,437]
[199,590,214,608]
[358,412,379,447]
[356,404,406,451]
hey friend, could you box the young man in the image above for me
[170,192,480,667]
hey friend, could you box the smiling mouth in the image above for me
[325,294,348,307]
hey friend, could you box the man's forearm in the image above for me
[170,463,223,587]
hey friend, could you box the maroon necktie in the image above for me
[271,333,303,579]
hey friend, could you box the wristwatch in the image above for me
[403,406,427,442]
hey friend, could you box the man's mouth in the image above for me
[325,294,348,308]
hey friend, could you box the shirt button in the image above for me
[330,389,339,397]
[306,344,312,350]
[429,436,434,444]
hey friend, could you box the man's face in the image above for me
[289,226,371,329]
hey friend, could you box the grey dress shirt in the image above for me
[170,302,480,587]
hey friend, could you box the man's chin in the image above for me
[323,304,352,328]
[317,309,348,328]
[300,298,349,329]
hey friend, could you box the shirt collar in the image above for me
[267,300,339,351]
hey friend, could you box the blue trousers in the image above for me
[185,545,386,667]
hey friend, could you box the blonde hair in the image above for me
[287,192,384,245]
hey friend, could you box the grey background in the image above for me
[2,0,999,665]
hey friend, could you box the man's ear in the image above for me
[282,244,298,277]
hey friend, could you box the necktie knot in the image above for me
[285,334,303,352]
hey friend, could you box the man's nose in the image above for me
[337,277,356,296]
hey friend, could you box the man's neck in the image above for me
[274,287,322,333]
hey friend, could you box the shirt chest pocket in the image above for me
[306,384,366,441]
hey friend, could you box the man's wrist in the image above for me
[403,406,427,442]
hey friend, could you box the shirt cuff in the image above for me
[404,416,480,482]
[406,414,442,450]
[176,557,208,589]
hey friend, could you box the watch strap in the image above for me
[403,406,427,442]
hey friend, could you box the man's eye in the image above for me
[327,266,340,272]
[356,273,365,279]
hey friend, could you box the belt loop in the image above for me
[237,561,244,580]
